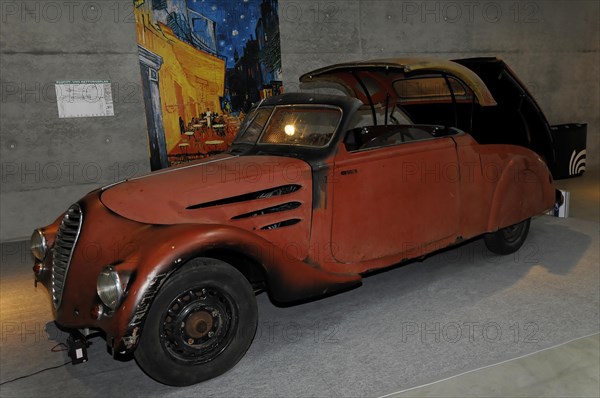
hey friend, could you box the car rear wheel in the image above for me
[484,218,531,255]
[134,258,258,386]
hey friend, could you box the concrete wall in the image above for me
[1,0,598,241]
[0,1,150,241]
[278,0,599,163]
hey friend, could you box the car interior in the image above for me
[342,68,552,163]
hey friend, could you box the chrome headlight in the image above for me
[97,266,123,311]
[30,229,48,261]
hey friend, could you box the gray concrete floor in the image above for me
[385,167,600,398]
[388,333,600,398]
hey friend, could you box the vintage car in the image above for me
[31,57,556,385]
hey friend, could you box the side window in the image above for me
[389,106,413,125]
[345,125,455,152]
[349,105,412,129]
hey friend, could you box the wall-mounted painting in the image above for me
[134,0,283,169]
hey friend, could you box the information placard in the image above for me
[55,80,114,118]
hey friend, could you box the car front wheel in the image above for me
[483,218,531,255]
[134,258,258,386]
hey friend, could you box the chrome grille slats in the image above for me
[51,204,83,309]
[54,245,71,255]
[58,233,77,241]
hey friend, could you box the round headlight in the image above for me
[30,229,48,261]
[97,266,123,311]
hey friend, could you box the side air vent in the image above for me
[260,219,301,230]
[232,202,302,220]
[187,184,301,210]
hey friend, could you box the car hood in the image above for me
[100,154,313,225]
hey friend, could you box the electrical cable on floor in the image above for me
[0,341,77,386]
[51,342,68,352]
[0,360,71,386]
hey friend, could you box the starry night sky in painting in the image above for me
[187,0,263,68]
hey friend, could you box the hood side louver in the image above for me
[232,202,301,220]
[260,219,301,230]
[186,184,302,210]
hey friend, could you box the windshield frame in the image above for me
[233,105,274,145]
[233,104,344,149]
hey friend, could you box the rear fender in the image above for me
[487,154,554,231]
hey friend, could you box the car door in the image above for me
[330,126,461,263]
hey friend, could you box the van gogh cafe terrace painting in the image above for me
[168,111,240,164]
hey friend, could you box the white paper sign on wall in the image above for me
[55,80,114,118]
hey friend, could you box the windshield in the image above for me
[233,105,342,148]
[234,107,273,144]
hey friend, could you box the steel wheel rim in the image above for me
[502,223,524,244]
[160,286,238,364]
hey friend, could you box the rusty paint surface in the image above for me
[33,58,556,355]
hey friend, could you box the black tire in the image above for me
[484,218,531,255]
[134,258,258,386]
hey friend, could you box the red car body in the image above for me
[32,57,556,385]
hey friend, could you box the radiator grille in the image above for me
[52,204,82,309]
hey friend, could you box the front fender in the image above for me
[39,191,360,355]
[112,223,361,353]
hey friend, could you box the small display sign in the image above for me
[546,189,570,218]
[55,80,114,118]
